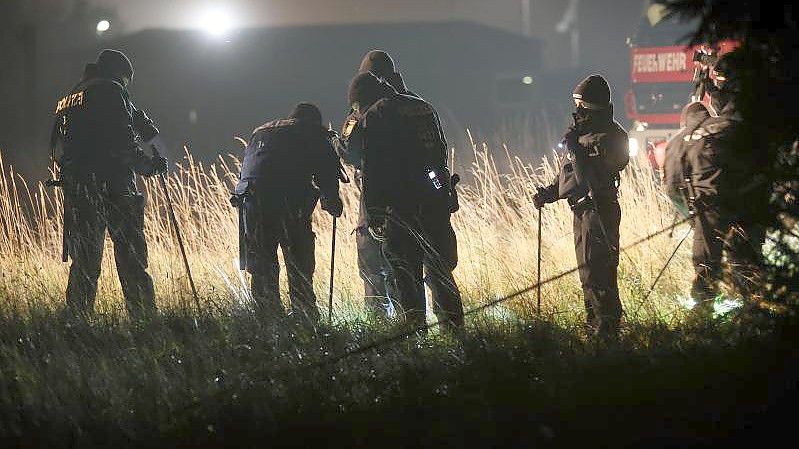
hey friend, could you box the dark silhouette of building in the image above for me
[9,21,544,178]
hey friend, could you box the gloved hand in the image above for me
[533,187,555,209]
[325,128,340,141]
[321,195,343,218]
[449,173,461,213]
[149,153,169,175]
[563,125,581,153]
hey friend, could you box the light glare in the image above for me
[96,20,111,34]
[198,7,234,37]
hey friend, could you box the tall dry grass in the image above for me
[0,137,692,324]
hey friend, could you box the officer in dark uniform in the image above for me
[664,98,765,316]
[235,103,342,322]
[337,50,425,317]
[346,72,463,329]
[52,49,167,318]
[534,74,629,338]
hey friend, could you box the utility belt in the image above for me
[568,191,617,213]
[568,194,594,212]
[55,173,138,199]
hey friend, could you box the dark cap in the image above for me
[358,50,396,78]
[572,74,611,109]
[289,102,323,126]
[96,49,134,81]
[348,72,396,109]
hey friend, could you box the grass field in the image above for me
[0,136,693,323]
[1,139,792,448]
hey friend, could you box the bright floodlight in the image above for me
[96,20,111,34]
[197,7,234,37]
[522,76,533,85]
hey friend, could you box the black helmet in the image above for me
[347,72,396,111]
[289,102,323,126]
[96,49,134,81]
[358,50,396,78]
[572,74,611,110]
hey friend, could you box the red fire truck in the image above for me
[624,4,736,170]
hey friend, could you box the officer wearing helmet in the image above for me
[534,74,629,339]
[51,49,167,318]
[234,103,343,322]
[346,71,463,329]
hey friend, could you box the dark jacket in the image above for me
[358,93,451,214]
[540,112,629,206]
[665,98,767,226]
[663,104,714,202]
[237,118,340,212]
[338,72,419,169]
[664,103,751,207]
[52,73,153,193]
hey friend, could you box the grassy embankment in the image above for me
[1,140,791,447]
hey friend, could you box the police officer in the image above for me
[534,74,629,339]
[235,103,342,322]
[337,50,424,317]
[52,49,167,318]
[664,97,765,316]
[346,72,463,329]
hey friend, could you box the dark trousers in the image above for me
[65,186,155,318]
[245,203,319,322]
[573,201,622,338]
[382,205,463,329]
[691,205,764,312]
[356,199,391,317]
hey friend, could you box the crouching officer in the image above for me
[233,103,343,322]
[51,49,167,318]
[347,72,463,330]
[664,99,765,316]
[534,74,629,339]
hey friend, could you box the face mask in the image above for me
[573,105,592,124]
